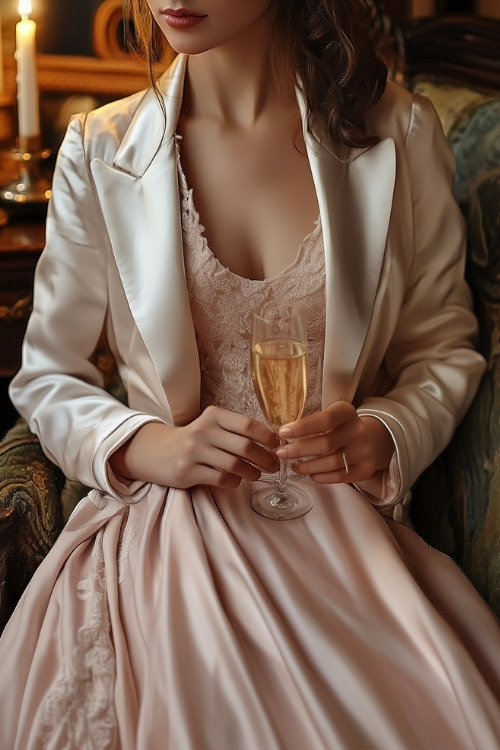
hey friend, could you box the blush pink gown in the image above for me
[1,149,500,750]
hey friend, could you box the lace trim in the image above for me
[41,528,116,750]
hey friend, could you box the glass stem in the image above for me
[276,438,288,497]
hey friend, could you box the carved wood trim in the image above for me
[0,296,32,324]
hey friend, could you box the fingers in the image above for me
[294,444,375,484]
[193,438,277,482]
[208,406,279,451]
[181,407,279,487]
[201,406,279,470]
[167,435,270,489]
[275,401,377,484]
[279,400,354,440]
[278,402,362,461]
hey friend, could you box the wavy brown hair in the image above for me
[124,0,387,149]
[125,0,165,65]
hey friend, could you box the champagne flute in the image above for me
[250,307,313,520]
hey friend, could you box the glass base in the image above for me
[251,484,313,521]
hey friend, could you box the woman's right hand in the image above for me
[109,406,280,490]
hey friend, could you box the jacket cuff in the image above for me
[92,413,165,503]
[354,453,411,523]
[354,409,412,522]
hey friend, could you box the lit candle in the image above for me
[15,0,40,139]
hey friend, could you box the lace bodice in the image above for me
[178,138,326,426]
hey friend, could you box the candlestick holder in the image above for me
[0,135,51,211]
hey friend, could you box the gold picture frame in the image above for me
[37,54,152,99]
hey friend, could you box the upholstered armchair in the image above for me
[399,15,500,616]
[0,342,123,630]
[1,12,500,631]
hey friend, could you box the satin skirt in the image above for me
[1,481,500,750]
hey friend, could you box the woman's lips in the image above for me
[161,8,207,29]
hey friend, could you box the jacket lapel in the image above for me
[91,56,201,425]
[299,96,396,405]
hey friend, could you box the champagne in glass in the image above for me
[252,338,307,432]
[250,308,313,520]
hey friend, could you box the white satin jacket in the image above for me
[10,54,485,514]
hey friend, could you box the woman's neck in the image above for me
[184,19,294,129]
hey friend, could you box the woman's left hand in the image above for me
[276,401,394,484]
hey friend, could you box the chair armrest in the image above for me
[0,418,66,628]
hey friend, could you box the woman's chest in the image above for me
[177,117,319,281]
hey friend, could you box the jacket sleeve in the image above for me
[9,114,162,502]
[356,93,485,518]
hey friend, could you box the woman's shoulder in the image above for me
[59,84,170,171]
[76,88,151,149]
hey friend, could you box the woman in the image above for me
[1,0,500,747]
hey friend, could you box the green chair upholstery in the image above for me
[0,419,66,629]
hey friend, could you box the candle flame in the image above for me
[18,0,32,18]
